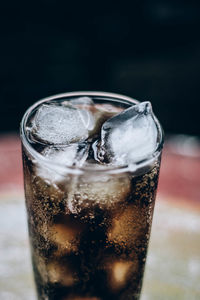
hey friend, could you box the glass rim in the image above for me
[20,91,164,175]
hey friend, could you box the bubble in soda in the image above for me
[99,101,158,165]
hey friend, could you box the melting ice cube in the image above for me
[99,101,158,165]
[36,143,89,183]
[30,103,95,144]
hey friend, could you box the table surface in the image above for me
[0,134,200,300]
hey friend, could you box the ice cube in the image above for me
[49,223,79,254]
[33,253,76,286]
[107,204,147,249]
[47,261,76,286]
[36,143,89,183]
[66,175,131,215]
[108,260,136,291]
[112,261,132,284]
[99,102,158,165]
[31,103,95,144]
[43,143,89,167]
[48,215,84,255]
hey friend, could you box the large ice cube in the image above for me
[99,102,158,165]
[36,143,89,183]
[43,143,89,166]
[66,175,131,215]
[31,103,95,144]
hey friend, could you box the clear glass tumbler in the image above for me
[20,91,164,300]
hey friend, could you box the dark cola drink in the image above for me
[21,92,163,300]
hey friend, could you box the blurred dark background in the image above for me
[0,0,200,135]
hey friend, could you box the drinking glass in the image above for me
[20,91,164,300]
